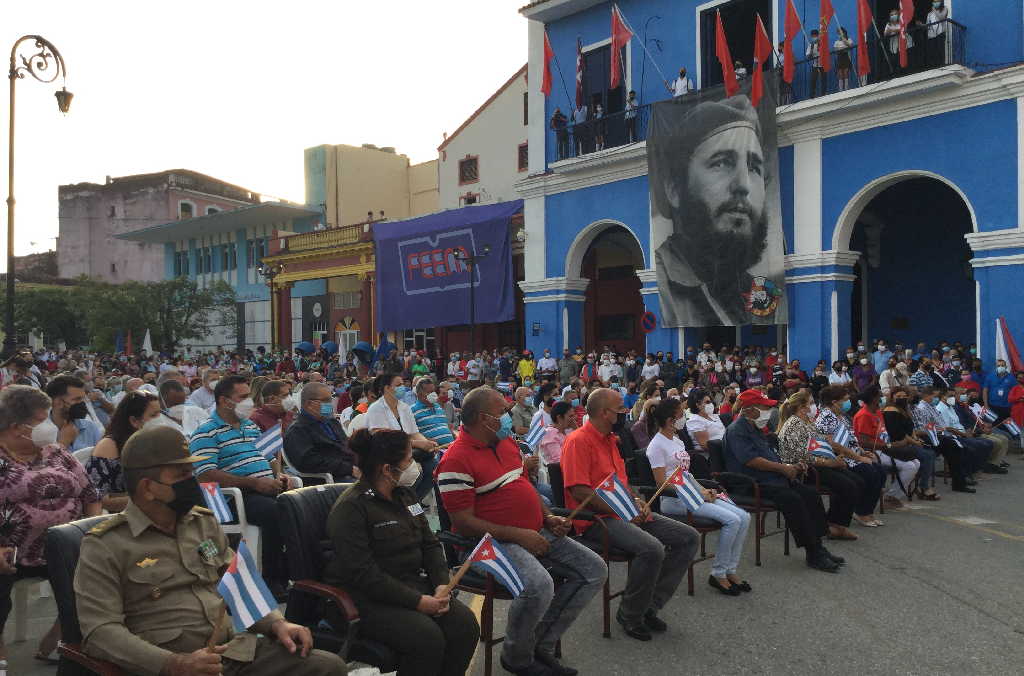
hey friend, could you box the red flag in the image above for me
[610,5,633,89]
[899,0,914,68]
[819,0,834,72]
[715,11,738,97]
[998,317,1024,373]
[575,38,584,108]
[751,13,772,107]
[856,0,873,77]
[783,0,802,84]
[541,31,554,97]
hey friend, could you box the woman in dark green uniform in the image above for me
[324,428,479,676]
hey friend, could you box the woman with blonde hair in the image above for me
[777,390,863,541]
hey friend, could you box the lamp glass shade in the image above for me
[54,87,73,113]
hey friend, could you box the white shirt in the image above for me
[828,371,852,385]
[927,8,948,38]
[339,405,356,426]
[572,106,588,124]
[366,398,419,435]
[672,76,692,97]
[187,386,216,410]
[537,356,557,373]
[466,359,481,380]
[646,431,690,475]
[347,412,368,436]
[696,351,717,368]
[684,414,726,451]
[641,362,660,380]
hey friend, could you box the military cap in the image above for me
[121,426,204,470]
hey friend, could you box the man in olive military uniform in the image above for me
[74,426,347,676]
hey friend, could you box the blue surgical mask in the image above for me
[931,397,940,406]
[395,386,409,398]
[571,398,580,408]
[319,402,335,417]
[959,394,968,403]
[493,413,513,440]
[970,348,977,355]
[997,366,1008,375]
[841,399,852,413]
[879,396,887,407]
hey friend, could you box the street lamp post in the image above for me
[257,263,284,353]
[454,245,491,358]
[5,36,72,358]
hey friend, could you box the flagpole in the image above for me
[871,20,896,73]
[613,4,670,86]
[643,472,676,511]
[565,489,599,521]
[549,42,575,111]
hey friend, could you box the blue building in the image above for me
[119,202,323,353]
[518,0,1024,368]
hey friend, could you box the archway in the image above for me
[576,224,646,356]
[846,176,975,348]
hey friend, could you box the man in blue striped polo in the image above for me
[189,375,291,596]
[410,377,455,500]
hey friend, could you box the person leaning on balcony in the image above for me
[668,67,692,97]
[625,90,638,143]
[920,1,949,68]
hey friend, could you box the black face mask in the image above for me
[68,401,89,420]
[156,476,204,516]
[613,412,628,432]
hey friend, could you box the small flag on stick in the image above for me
[255,423,284,460]
[443,533,524,597]
[200,482,233,523]
[1000,418,1021,437]
[671,469,706,513]
[832,424,852,449]
[808,437,838,460]
[596,472,640,522]
[924,422,940,447]
[524,415,546,452]
[217,541,278,632]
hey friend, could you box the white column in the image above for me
[527,19,547,174]
[793,139,823,254]
[524,196,546,282]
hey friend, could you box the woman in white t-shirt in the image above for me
[683,388,726,452]
[365,373,438,454]
[645,398,752,595]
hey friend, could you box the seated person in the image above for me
[562,389,699,641]
[46,374,104,452]
[881,387,939,499]
[953,388,1010,473]
[87,391,162,513]
[75,426,345,676]
[645,398,751,596]
[684,387,726,453]
[325,428,479,676]
[283,382,357,481]
[436,386,606,676]
[911,386,974,493]
[411,377,456,500]
[934,387,995,475]
[250,379,296,433]
[722,389,842,573]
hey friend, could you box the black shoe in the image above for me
[952,486,977,493]
[731,579,752,592]
[534,650,577,676]
[806,552,840,573]
[615,609,652,641]
[1000,461,1011,468]
[643,609,668,632]
[500,656,556,676]
[819,546,846,565]
[965,477,978,486]
[708,575,741,596]
[984,464,1009,474]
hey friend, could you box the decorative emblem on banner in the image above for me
[743,276,782,317]
[399,228,479,295]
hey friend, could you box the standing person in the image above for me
[624,90,638,143]
[87,391,162,513]
[851,355,877,392]
[558,349,578,385]
[834,27,855,90]
[551,107,569,160]
[668,67,692,97]
[436,387,606,675]
[883,9,909,79]
[517,352,537,387]
[537,350,558,379]
[325,429,478,676]
[983,359,1016,421]
[806,29,824,98]
[593,103,606,152]
[641,355,660,381]
[283,382,358,482]
[562,388,699,640]
[0,386,102,667]
[572,102,589,155]
[924,0,949,67]
[1010,370,1024,429]
[189,375,292,596]
[872,340,894,374]
[645,398,750,595]
[74,426,346,676]
[46,374,104,453]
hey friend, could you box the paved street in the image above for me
[7,453,1024,676]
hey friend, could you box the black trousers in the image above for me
[811,467,862,527]
[848,462,886,516]
[931,438,967,490]
[757,482,827,552]
[0,564,48,634]
[238,491,288,584]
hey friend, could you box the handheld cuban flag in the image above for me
[523,414,546,452]
[971,404,998,423]
[669,468,705,513]
[924,422,940,447]
[465,534,524,597]
[200,482,233,523]
[255,423,283,460]
[808,437,837,460]
[716,488,736,505]
[832,424,852,449]
[596,472,640,522]
[1001,418,1022,437]
[217,541,278,632]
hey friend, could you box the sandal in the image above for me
[853,517,880,528]
[918,490,941,501]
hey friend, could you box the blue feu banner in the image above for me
[373,201,522,332]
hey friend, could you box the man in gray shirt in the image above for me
[510,386,537,436]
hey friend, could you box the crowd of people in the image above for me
[0,334,1021,675]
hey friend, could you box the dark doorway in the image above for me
[582,226,645,356]
[849,177,974,348]
[699,0,773,89]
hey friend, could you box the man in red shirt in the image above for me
[561,388,699,642]
[436,387,605,676]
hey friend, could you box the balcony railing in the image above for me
[279,221,374,253]
[546,19,965,165]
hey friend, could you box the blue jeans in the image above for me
[915,447,936,490]
[660,495,750,577]
[413,454,438,500]
[498,531,606,669]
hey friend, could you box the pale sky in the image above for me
[1,0,528,270]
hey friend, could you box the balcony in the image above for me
[277,221,374,253]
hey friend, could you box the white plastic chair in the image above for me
[10,578,48,642]
[280,445,335,485]
[220,487,262,572]
[72,446,94,466]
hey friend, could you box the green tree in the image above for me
[13,285,88,347]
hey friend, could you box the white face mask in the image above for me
[30,417,60,448]
[809,403,818,418]
[395,460,422,488]
[233,397,256,419]
[754,409,772,429]
[281,394,299,412]
[674,415,687,430]
[166,403,186,419]
[427,392,439,405]
[207,379,220,392]
[945,397,955,406]
[704,403,716,416]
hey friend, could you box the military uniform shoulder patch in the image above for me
[87,513,127,537]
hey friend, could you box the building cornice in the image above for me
[969,253,1024,269]
[785,272,857,284]
[784,250,862,270]
[636,268,658,284]
[519,277,590,294]
[964,229,1024,252]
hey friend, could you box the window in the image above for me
[402,328,435,351]
[523,92,529,126]
[228,245,237,270]
[337,329,360,357]
[247,239,266,268]
[179,201,194,219]
[206,207,220,216]
[221,245,237,271]
[458,156,479,185]
[174,250,190,277]
[518,143,529,172]
[109,205,116,217]
[110,262,117,274]
[333,291,362,310]
[699,0,771,89]
[582,44,627,117]
[597,314,635,341]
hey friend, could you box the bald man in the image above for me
[510,386,537,437]
[561,388,699,641]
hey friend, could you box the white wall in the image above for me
[439,69,528,210]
